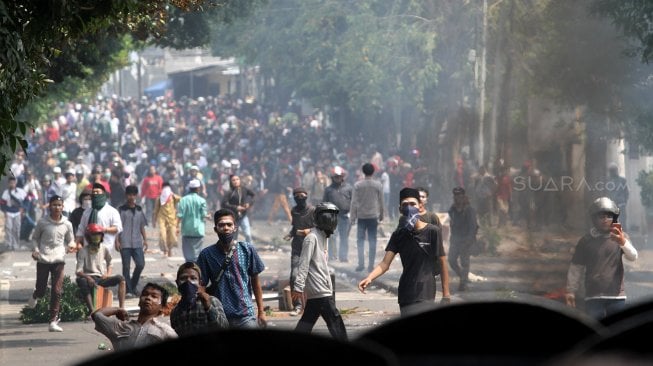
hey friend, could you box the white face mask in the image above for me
[82,200,92,209]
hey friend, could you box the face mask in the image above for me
[218,232,234,244]
[400,205,420,231]
[178,280,199,310]
[82,200,92,209]
[92,193,106,209]
[294,196,307,209]
[88,234,103,246]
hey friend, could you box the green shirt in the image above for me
[177,192,207,237]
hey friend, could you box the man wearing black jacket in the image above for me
[221,175,256,243]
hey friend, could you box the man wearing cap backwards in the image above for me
[359,187,450,317]
[565,196,638,320]
[177,179,208,262]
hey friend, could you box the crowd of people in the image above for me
[0,93,640,357]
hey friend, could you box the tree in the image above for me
[0,0,262,177]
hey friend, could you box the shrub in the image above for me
[20,275,87,323]
[636,170,653,212]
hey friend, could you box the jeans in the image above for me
[182,236,204,262]
[237,215,253,243]
[356,218,378,270]
[295,296,348,341]
[228,315,259,329]
[336,214,350,262]
[448,237,472,286]
[585,298,627,320]
[120,247,145,294]
[289,255,303,309]
[33,262,65,322]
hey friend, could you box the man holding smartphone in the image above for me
[565,196,638,319]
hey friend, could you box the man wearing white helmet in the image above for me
[565,196,638,320]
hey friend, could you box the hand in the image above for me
[565,293,576,308]
[610,225,626,246]
[291,290,303,302]
[358,278,371,293]
[257,314,268,328]
[115,308,129,321]
[283,234,292,241]
[31,250,39,261]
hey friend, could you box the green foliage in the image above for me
[210,0,444,124]
[20,276,87,324]
[0,0,262,178]
[591,0,653,63]
[636,169,653,209]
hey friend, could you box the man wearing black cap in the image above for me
[358,187,450,316]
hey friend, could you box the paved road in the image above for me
[2,218,653,365]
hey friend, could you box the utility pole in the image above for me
[477,0,488,167]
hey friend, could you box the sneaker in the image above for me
[289,307,302,316]
[125,292,137,299]
[48,321,63,332]
[27,296,37,309]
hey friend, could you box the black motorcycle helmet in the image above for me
[315,202,339,238]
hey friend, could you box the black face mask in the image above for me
[294,196,307,209]
[218,232,234,244]
[178,281,198,310]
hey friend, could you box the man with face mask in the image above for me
[291,202,348,341]
[170,261,228,336]
[197,208,267,328]
[283,187,316,316]
[358,187,451,317]
[75,223,127,320]
[76,183,122,254]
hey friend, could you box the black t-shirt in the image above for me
[386,223,445,305]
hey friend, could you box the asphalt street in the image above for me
[2,218,653,366]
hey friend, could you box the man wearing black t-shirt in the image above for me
[358,187,451,316]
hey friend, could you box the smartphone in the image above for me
[612,223,622,231]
